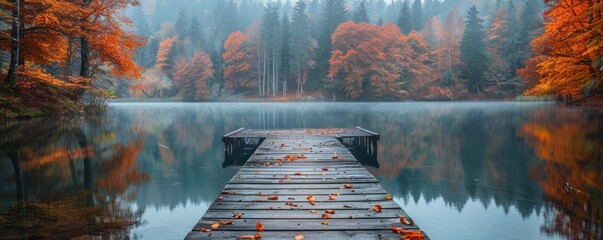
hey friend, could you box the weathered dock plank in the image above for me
[185,128,426,240]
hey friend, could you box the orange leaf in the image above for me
[322,168,329,171]
[220,220,233,225]
[325,209,336,214]
[306,195,316,205]
[321,221,329,225]
[371,204,382,212]
[254,233,262,239]
[328,195,336,200]
[294,234,304,240]
[400,217,414,225]
[238,235,255,239]
[343,183,353,188]
[385,195,392,201]
[200,228,211,232]
[233,213,242,219]
[294,172,302,176]
[310,210,317,213]
[256,222,264,232]
[268,195,279,200]
[211,223,220,229]
[322,213,331,219]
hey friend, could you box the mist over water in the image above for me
[1,102,601,239]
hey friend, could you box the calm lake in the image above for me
[1,102,602,239]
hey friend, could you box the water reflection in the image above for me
[0,118,148,239]
[0,102,601,240]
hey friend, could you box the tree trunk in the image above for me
[5,0,20,87]
[10,151,25,202]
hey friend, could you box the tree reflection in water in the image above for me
[519,109,603,239]
[0,118,149,239]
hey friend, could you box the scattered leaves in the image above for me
[285,202,299,207]
[322,213,331,219]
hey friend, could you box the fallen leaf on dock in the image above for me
[322,213,331,219]
[268,195,279,200]
[370,204,382,212]
[325,209,336,214]
[307,195,316,205]
[294,234,304,240]
[322,168,329,171]
[321,221,329,225]
[400,217,414,225]
[217,196,224,200]
[328,195,336,200]
[238,235,255,239]
[343,183,353,188]
[255,233,262,239]
[211,223,220,229]
[385,195,392,201]
[256,222,264,232]
[220,220,233,225]
[200,228,211,232]
[310,210,317,213]
[294,172,302,176]
[233,213,242,219]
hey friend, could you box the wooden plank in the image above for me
[216,194,392,202]
[222,127,245,139]
[186,230,417,240]
[202,209,412,219]
[224,183,381,189]
[217,188,388,195]
[193,218,417,231]
[208,201,399,210]
[228,179,378,184]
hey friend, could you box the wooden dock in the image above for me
[185,128,426,239]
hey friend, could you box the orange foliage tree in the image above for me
[520,0,603,99]
[172,50,214,101]
[328,22,432,100]
[0,0,143,98]
[223,31,256,90]
[156,36,178,79]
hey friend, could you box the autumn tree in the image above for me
[520,0,602,99]
[156,36,178,79]
[223,31,255,90]
[435,8,463,86]
[460,6,489,93]
[173,50,215,101]
[328,22,432,100]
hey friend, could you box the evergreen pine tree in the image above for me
[175,9,189,39]
[189,16,203,50]
[290,0,311,96]
[460,5,489,93]
[410,0,423,31]
[397,1,412,34]
[316,0,347,83]
[281,13,291,96]
[353,0,370,23]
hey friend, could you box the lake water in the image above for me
[1,102,602,240]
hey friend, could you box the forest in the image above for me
[0,0,602,115]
